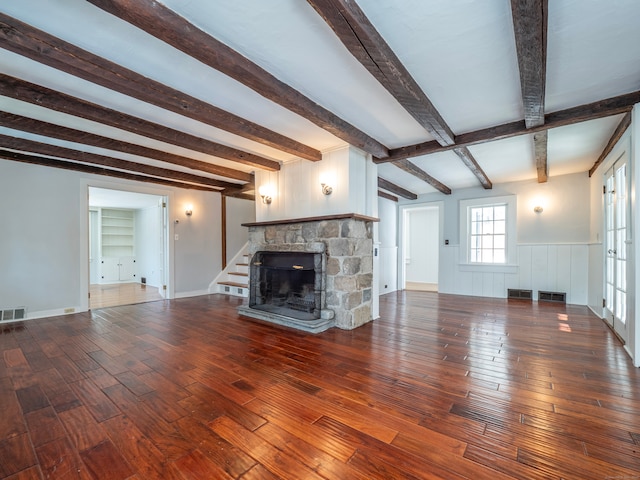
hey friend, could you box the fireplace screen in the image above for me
[249,251,322,320]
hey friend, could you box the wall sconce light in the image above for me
[185,204,193,216]
[533,205,543,214]
[258,186,272,205]
[321,183,333,195]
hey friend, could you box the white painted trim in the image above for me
[398,201,444,291]
[80,178,175,300]
[459,195,517,266]
[459,264,518,274]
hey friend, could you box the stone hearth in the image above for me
[239,214,376,332]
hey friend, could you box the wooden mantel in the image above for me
[242,213,379,227]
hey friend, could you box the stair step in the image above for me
[237,263,248,267]
[229,271,248,277]
[219,281,248,288]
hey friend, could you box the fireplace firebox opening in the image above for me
[249,251,322,321]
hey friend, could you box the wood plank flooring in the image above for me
[89,283,164,309]
[1,291,639,479]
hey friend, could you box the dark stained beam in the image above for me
[378,190,398,202]
[510,0,548,128]
[511,0,548,183]
[453,148,492,189]
[589,112,632,177]
[377,177,417,200]
[85,0,390,159]
[305,0,488,189]
[1,75,279,172]
[307,0,454,146]
[393,160,451,195]
[0,135,244,192]
[376,90,640,164]
[534,131,548,182]
[0,150,217,192]
[223,192,255,201]
[0,112,253,184]
[0,13,320,162]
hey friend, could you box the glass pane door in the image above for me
[604,154,628,343]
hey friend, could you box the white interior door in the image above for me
[604,153,628,343]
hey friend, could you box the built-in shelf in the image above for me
[101,208,134,258]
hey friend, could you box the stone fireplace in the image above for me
[249,251,322,320]
[238,213,376,333]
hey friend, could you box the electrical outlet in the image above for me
[64,308,75,314]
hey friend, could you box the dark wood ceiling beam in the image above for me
[0,150,217,192]
[453,148,492,189]
[511,0,548,182]
[0,135,243,192]
[0,112,253,184]
[223,192,255,201]
[534,131,548,182]
[1,74,279,173]
[378,190,398,202]
[377,177,417,200]
[305,0,490,190]
[306,0,455,146]
[85,0,389,159]
[510,0,548,128]
[376,90,640,164]
[393,160,451,195]
[0,13,319,163]
[589,112,632,177]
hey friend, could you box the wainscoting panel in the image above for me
[438,244,589,305]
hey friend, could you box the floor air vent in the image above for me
[538,291,566,303]
[508,289,532,300]
[1,307,27,322]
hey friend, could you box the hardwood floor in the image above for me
[89,283,165,309]
[1,291,639,479]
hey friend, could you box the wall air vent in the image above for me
[507,289,532,300]
[1,307,27,322]
[538,291,566,303]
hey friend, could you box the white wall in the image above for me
[135,204,163,288]
[225,197,255,264]
[377,195,398,294]
[0,161,82,316]
[172,188,222,297]
[396,172,590,302]
[254,146,377,222]
[0,161,223,319]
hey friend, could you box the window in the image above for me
[469,204,506,263]
[460,196,516,268]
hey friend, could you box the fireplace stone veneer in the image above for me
[239,214,376,332]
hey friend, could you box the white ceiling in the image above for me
[2,0,640,197]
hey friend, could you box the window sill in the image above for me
[459,263,518,274]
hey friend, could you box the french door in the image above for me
[604,153,628,343]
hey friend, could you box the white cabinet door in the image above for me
[100,257,136,282]
[119,257,136,281]
[101,257,120,282]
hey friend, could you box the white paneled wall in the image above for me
[439,244,589,304]
[379,246,398,294]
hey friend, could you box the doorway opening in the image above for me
[399,202,443,292]
[88,187,169,309]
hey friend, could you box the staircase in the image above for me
[210,245,250,298]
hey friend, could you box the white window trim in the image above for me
[459,195,517,269]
